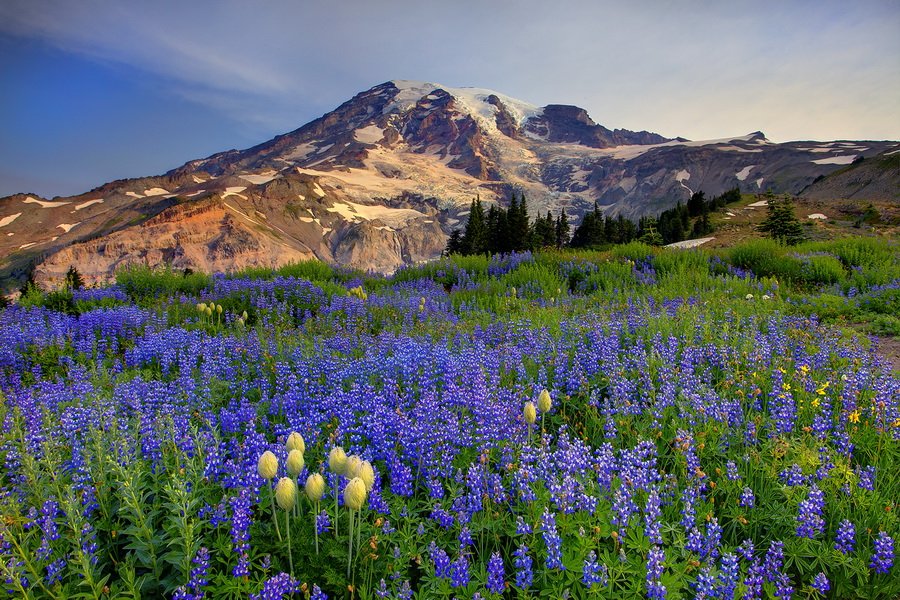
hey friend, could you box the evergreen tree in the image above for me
[758,195,804,245]
[64,265,84,290]
[533,210,556,248]
[460,197,488,255]
[444,228,463,255]
[570,203,606,248]
[687,191,707,217]
[555,211,570,248]
[604,215,617,244]
[638,217,664,246]
[18,270,40,298]
[507,194,530,252]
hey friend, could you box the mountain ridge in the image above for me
[2,79,898,288]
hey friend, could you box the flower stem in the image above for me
[347,509,354,579]
[286,510,294,577]
[270,484,282,542]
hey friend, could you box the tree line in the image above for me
[446,187,741,255]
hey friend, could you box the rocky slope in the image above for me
[2,80,898,288]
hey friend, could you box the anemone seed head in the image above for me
[286,449,305,477]
[257,451,278,480]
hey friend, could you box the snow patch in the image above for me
[185,190,206,197]
[144,187,169,196]
[807,213,827,220]
[240,172,279,185]
[126,192,143,199]
[812,155,856,165]
[354,124,385,144]
[755,178,765,188]
[666,237,715,249]
[735,165,754,181]
[326,201,426,227]
[192,175,207,183]
[747,200,770,207]
[74,199,104,210]
[57,222,79,233]
[18,242,37,249]
[675,170,693,195]
[24,197,70,208]
[885,148,900,156]
[222,186,248,200]
[0,213,23,228]
[387,80,542,130]
[311,183,326,198]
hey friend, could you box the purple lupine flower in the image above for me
[740,487,755,508]
[834,519,855,554]
[811,572,829,594]
[644,486,663,545]
[397,580,412,600]
[870,531,895,574]
[515,516,531,535]
[174,546,210,600]
[316,510,331,535]
[796,485,825,539]
[725,461,740,481]
[458,526,473,548]
[450,553,469,588]
[250,572,300,600]
[430,542,451,579]
[513,545,533,590]
[646,546,667,600]
[694,565,716,599]
[719,552,738,599]
[774,572,794,599]
[540,509,564,570]
[581,550,607,588]
[310,584,328,600]
[857,465,876,491]
[375,579,389,599]
[486,552,505,594]
[762,541,784,583]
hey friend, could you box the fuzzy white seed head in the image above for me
[537,389,552,413]
[286,431,305,453]
[524,401,537,424]
[286,449,305,477]
[257,451,278,480]
[343,477,367,511]
[328,446,347,475]
[275,477,297,511]
[305,473,326,502]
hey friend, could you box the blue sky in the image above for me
[1,0,898,198]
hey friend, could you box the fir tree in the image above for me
[533,210,556,248]
[555,211,570,248]
[444,229,463,255]
[758,194,804,245]
[64,265,85,290]
[460,197,488,255]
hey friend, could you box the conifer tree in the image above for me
[444,229,463,255]
[758,194,804,245]
[64,265,85,290]
[460,197,488,255]
[555,211,570,248]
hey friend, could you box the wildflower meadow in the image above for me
[1,237,898,599]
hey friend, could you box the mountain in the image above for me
[2,80,898,288]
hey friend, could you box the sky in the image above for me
[1,0,898,199]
